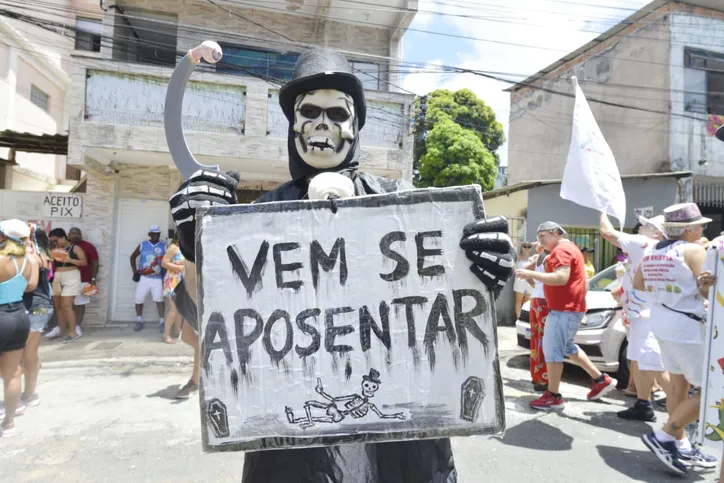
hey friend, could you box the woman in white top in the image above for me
[513,242,533,319]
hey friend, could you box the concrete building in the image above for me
[63,0,417,324]
[0,0,103,191]
[506,0,723,236]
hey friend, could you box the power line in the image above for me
[4,3,723,136]
[10,0,724,82]
[204,0,418,95]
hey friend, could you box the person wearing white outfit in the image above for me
[514,242,534,319]
[600,212,671,422]
[636,203,717,475]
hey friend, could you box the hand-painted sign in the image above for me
[195,186,505,452]
[699,239,724,449]
[41,194,83,218]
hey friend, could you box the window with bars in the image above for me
[350,61,380,91]
[75,17,102,52]
[216,44,299,81]
[30,85,49,112]
[215,44,382,91]
[684,48,724,115]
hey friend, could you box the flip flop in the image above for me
[162,336,176,344]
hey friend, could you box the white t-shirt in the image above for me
[531,256,547,300]
[617,233,657,319]
[640,240,706,344]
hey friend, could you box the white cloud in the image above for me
[402,0,652,166]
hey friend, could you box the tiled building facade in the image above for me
[66,0,417,324]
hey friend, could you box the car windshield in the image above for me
[588,265,617,292]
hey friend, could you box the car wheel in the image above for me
[615,341,630,389]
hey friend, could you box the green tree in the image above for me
[417,118,497,191]
[413,88,504,189]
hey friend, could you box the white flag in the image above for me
[560,77,626,229]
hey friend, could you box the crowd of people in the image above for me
[0,221,200,438]
[514,202,721,476]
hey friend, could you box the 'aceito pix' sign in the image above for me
[41,194,83,219]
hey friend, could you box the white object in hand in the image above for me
[190,41,222,64]
[308,172,355,200]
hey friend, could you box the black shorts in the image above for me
[0,302,30,353]
[173,280,198,332]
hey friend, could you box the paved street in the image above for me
[0,327,718,482]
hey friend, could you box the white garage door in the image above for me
[110,198,170,322]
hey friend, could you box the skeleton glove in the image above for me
[169,170,240,262]
[459,216,516,299]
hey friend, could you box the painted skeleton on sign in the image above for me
[286,370,405,429]
[165,42,515,483]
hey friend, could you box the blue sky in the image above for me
[400,0,652,167]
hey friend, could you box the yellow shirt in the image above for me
[585,261,596,279]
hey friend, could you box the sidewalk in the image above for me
[38,325,522,367]
[39,324,194,368]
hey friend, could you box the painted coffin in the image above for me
[195,186,506,451]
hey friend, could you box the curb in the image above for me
[42,356,193,370]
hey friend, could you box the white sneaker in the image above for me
[45,326,61,340]
[76,326,82,337]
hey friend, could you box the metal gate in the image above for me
[508,217,526,245]
[562,226,633,272]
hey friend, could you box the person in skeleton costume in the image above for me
[166,42,515,483]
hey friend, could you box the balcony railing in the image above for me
[84,70,246,134]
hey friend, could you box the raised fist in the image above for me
[169,169,240,262]
[459,216,516,299]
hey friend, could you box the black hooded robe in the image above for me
[173,105,459,483]
[238,126,458,482]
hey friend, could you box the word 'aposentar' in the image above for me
[202,289,488,374]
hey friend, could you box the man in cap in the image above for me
[636,202,718,474]
[600,212,671,422]
[129,225,166,332]
[517,221,617,410]
[165,44,515,482]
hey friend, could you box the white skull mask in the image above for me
[293,89,356,169]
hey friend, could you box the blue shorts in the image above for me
[542,310,584,362]
[29,309,53,333]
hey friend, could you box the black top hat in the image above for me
[717,125,724,142]
[362,368,381,384]
[279,48,367,129]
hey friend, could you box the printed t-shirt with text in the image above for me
[544,241,587,313]
[617,233,656,320]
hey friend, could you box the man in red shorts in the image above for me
[517,221,617,409]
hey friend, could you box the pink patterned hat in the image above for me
[662,203,712,227]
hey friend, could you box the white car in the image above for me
[515,265,628,384]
